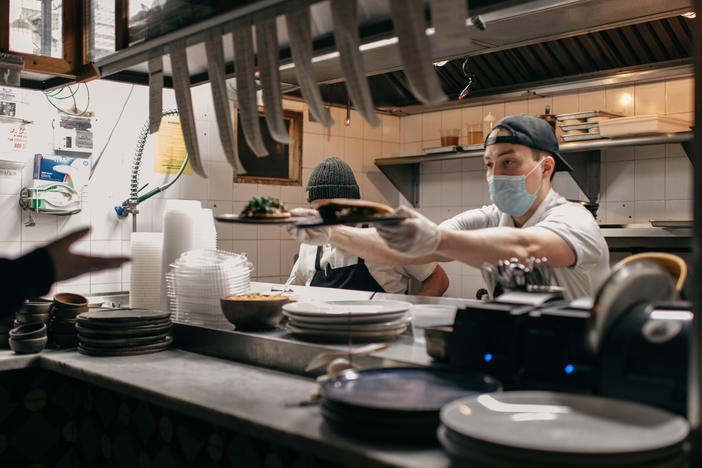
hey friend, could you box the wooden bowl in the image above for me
[10,323,47,340]
[9,335,47,354]
[53,293,88,310]
[220,294,290,330]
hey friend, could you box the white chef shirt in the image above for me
[288,243,438,294]
[440,189,610,300]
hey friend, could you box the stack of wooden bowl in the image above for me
[49,293,88,348]
[15,298,52,327]
[76,309,173,356]
[9,322,48,354]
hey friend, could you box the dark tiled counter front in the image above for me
[0,349,450,467]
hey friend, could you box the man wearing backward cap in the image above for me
[288,115,609,300]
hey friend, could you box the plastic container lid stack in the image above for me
[166,249,253,327]
[159,200,218,311]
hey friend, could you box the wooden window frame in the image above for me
[1,0,92,79]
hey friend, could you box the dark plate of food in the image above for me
[296,198,405,227]
[216,196,303,224]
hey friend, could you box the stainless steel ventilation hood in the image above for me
[94,0,694,90]
[278,0,694,87]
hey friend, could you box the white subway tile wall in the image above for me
[1,75,694,300]
[2,82,400,295]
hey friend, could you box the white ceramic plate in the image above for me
[283,300,410,318]
[287,316,411,332]
[440,391,689,456]
[287,324,407,341]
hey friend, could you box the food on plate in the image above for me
[223,293,287,301]
[240,196,290,218]
[314,198,395,221]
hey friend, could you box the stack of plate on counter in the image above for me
[76,309,173,356]
[322,368,501,442]
[282,300,411,342]
[438,391,690,467]
[166,249,253,327]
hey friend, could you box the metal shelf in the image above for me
[375,131,694,206]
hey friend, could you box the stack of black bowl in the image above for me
[14,298,52,328]
[9,322,47,354]
[49,293,88,348]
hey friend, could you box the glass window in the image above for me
[87,0,115,61]
[9,0,63,58]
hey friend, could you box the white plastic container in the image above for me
[410,304,458,341]
[598,115,691,138]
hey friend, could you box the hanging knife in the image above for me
[148,54,163,134]
[285,6,334,127]
[330,0,380,127]
[255,17,291,144]
[233,23,268,157]
[388,0,448,106]
[205,28,244,174]
[169,39,207,178]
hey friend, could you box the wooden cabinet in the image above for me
[0,0,122,88]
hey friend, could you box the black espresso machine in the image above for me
[434,255,691,416]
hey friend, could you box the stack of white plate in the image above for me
[438,391,690,467]
[129,232,163,310]
[282,300,411,342]
[166,249,253,326]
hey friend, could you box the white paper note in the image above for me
[285,7,333,127]
[169,39,207,178]
[330,0,380,127]
[205,29,244,174]
[429,0,471,57]
[255,18,291,144]
[148,55,163,134]
[233,24,268,157]
[389,0,448,106]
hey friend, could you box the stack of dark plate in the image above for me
[438,391,690,467]
[50,293,88,347]
[76,309,173,356]
[321,368,501,442]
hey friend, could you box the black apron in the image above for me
[310,246,385,292]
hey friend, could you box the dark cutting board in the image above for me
[78,336,173,356]
[78,309,171,322]
[78,332,170,348]
[76,322,172,337]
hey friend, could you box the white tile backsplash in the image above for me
[634,158,665,201]
[665,157,693,200]
[605,161,636,201]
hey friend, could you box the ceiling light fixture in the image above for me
[682,11,696,18]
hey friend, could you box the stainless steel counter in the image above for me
[172,283,477,377]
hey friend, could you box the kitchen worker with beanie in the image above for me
[287,157,449,296]
[288,115,609,300]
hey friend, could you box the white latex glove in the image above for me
[286,207,331,245]
[376,206,440,257]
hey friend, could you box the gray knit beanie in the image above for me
[306,157,360,202]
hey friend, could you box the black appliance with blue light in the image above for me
[443,257,691,415]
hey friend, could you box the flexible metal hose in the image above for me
[130,109,180,208]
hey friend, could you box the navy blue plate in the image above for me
[323,367,501,412]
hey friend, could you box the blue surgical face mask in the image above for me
[487,158,544,216]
